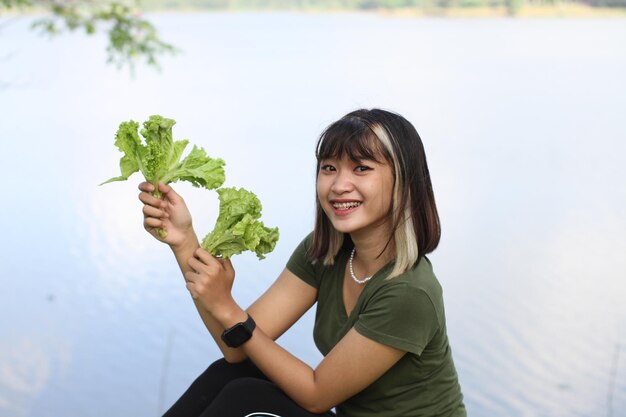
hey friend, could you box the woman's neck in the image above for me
[350,233,395,277]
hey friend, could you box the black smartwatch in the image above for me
[221,314,256,348]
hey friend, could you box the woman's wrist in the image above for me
[170,229,200,253]
[213,300,247,329]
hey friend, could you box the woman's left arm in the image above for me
[186,249,405,414]
[243,325,404,414]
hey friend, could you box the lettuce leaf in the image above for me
[101,115,226,197]
[201,187,279,260]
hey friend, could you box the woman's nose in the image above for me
[331,170,354,194]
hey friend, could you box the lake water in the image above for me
[1,11,625,417]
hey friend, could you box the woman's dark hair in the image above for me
[310,108,440,278]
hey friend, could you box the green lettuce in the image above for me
[101,115,226,238]
[201,187,279,260]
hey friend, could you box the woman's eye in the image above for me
[355,165,372,172]
[320,164,336,172]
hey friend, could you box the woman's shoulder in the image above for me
[292,231,314,256]
[390,256,440,287]
[356,257,447,349]
[289,232,347,271]
[286,232,342,288]
[373,256,443,308]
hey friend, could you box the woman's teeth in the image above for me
[333,202,361,209]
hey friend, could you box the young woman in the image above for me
[138,108,466,417]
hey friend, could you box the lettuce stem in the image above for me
[151,179,167,238]
[151,179,162,199]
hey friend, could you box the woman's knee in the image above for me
[198,358,266,384]
[205,378,286,414]
[203,378,333,417]
[221,377,278,397]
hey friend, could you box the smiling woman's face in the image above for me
[316,152,394,240]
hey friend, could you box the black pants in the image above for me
[163,359,336,417]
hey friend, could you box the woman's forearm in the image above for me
[239,323,323,413]
[209,301,322,413]
[170,234,247,363]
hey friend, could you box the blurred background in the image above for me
[1,1,625,416]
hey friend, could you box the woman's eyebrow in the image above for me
[353,155,382,163]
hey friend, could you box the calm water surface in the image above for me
[1,12,625,417]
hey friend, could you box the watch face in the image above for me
[223,323,252,347]
[222,315,256,348]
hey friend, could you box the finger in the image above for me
[158,181,170,193]
[215,258,235,272]
[139,192,159,207]
[159,183,184,205]
[139,191,167,207]
[194,248,216,264]
[143,205,168,219]
[144,217,163,229]
[138,182,154,193]
[184,271,198,284]
[187,256,205,274]
[218,257,234,273]
[185,281,198,299]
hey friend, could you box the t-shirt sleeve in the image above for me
[286,233,320,289]
[354,283,440,356]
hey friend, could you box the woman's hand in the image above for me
[185,248,241,322]
[138,182,195,249]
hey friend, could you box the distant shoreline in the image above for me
[4,4,626,18]
[138,2,626,18]
[382,4,626,17]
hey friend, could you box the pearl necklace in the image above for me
[349,248,373,285]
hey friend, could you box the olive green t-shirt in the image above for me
[286,235,466,417]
